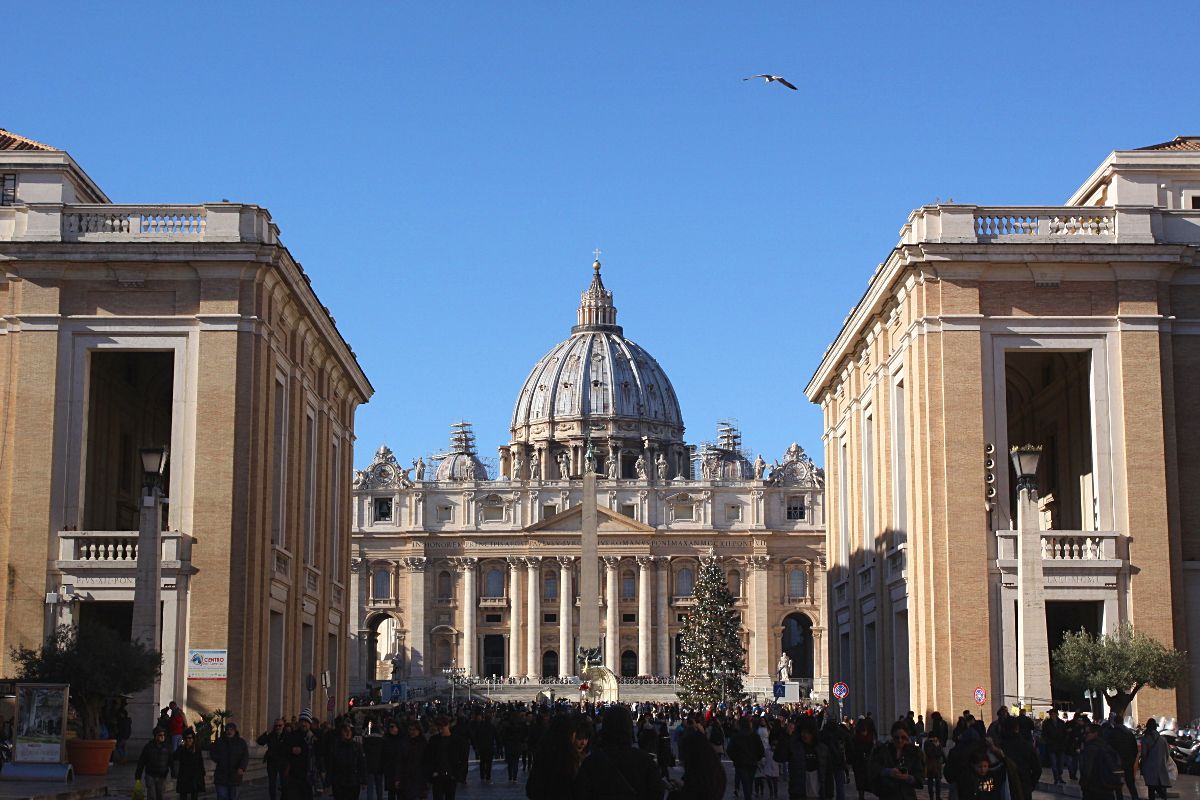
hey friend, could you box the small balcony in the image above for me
[479,597,508,608]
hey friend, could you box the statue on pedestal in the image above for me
[655,453,669,480]
[776,652,793,682]
[635,454,647,479]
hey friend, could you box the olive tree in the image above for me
[1052,623,1186,718]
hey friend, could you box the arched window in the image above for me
[372,569,391,600]
[620,650,638,678]
[621,570,636,600]
[677,567,694,597]
[483,567,505,598]
[437,571,452,600]
[727,570,741,598]
[542,650,559,678]
[788,568,807,599]
[544,571,558,600]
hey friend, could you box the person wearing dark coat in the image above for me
[470,712,496,784]
[525,715,581,800]
[423,716,468,800]
[1080,724,1124,800]
[135,728,174,800]
[500,710,529,783]
[867,722,925,800]
[258,718,290,800]
[669,728,726,800]
[955,745,1011,800]
[211,722,251,800]
[729,717,766,800]
[171,731,207,800]
[998,717,1041,800]
[1042,710,1068,785]
[328,724,368,800]
[361,732,385,800]
[850,716,877,800]
[283,714,319,800]
[1102,716,1140,800]
[573,705,662,800]
[774,721,834,800]
[397,720,427,800]
[380,720,407,800]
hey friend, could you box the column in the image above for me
[558,556,574,673]
[1016,486,1052,711]
[655,556,671,676]
[507,557,524,677]
[748,555,771,680]
[403,557,427,678]
[526,557,542,678]
[637,556,654,675]
[457,558,478,674]
[604,556,621,669]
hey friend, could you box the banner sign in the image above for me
[187,649,228,680]
[16,683,68,763]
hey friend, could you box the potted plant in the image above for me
[10,625,161,775]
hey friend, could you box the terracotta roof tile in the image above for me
[0,128,57,151]
[1136,136,1200,152]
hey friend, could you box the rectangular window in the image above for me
[436,505,453,522]
[329,439,341,574]
[541,504,558,520]
[891,379,908,548]
[543,613,558,624]
[726,504,742,522]
[484,613,502,624]
[862,413,875,562]
[373,497,393,522]
[482,505,504,522]
[303,413,316,564]
[271,378,288,547]
[838,437,849,567]
[676,614,688,623]
[0,174,15,206]
[672,503,694,521]
[786,496,806,521]
[619,504,637,519]
[621,613,636,623]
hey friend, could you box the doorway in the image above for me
[1047,600,1102,710]
[782,613,815,680]
[542,650,558,679]
[482,635,505,677]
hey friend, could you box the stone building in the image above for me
[0,129,372,726]
[351,261,827,698]
[805,136,1200,721]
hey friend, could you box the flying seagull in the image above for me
[744,74,798,91]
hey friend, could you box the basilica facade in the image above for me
[350,261,828,698]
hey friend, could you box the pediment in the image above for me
[524,504,654,534]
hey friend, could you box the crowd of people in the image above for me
[123,697,1180,800]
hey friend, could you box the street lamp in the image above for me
[1009,444,1042,496]
[442,663,465,704]
[131,445,169,742]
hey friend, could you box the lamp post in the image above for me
[442,663,465,704]
[1009,444,1052,714]
[130,446,168,743]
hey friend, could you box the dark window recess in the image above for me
[621,613,636,623]
[0,175,15,206]
[1191,196,1200,210]
[484,613,502,623]
[676,614,688,623]
[543,613,557,624]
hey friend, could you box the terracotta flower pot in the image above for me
[65,738,115,776]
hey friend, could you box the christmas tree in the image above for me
[676,552,745,705]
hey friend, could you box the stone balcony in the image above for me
[898,205,1200,247]
[56,529,194,591]
[0,203,278,244]
[994,530,1125,590]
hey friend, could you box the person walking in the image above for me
[1080,723,1124,800]
[328,722,368,800]
[775,720,834,800]
[423,716,467,800]
[258,718,291,800]
[867,722,925,800]
[380,720,406,800]
[729,716,766,800]
[212,721,251,800]
[283,711,319,800]
[573,705,661,800]
[168,701,187,751]
[397,719,428,800]
[135,728,174,800]
[1041,709,1068,785]
[171,731,207,800]
[470,711,496,784]
[669,728,726,800]
[362,728,386,800]
[922,734,945,800]
[1139,718,1174,800]
[1101,715,1140,800]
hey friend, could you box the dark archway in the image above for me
[782,613,814,680]
[542,650,559,678]
[482,635,505,677]
[621,650,637,678]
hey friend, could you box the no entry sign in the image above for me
[832,682,849,700]
[974,686,987,705]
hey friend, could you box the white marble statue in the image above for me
[529,455,541,480]
[635,454,647,479]
[606,452,618,479]
[413,456,426,482]
[776,652,793,682]
[557,452,570,480]
[754,454,766,479]
[655,453,669,480]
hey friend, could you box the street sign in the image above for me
[832,682,849,700]
[974,686,987,705]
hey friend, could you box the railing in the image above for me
[973,209,1115,238]
[57,530,186,564]
[994,530,1121,561]
[304,567,320,595]
[273,547,292,578]
[0,202,279,244]
[478,597,508,607]
[895,205,1200,246]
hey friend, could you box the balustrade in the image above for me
[63,206,207,239]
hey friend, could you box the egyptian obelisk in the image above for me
[579,463,601,655]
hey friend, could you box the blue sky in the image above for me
[7,1,1198,471]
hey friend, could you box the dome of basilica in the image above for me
[510,260,684,446]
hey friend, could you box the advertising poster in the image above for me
[187,649,228,680]
[15,683,67,763]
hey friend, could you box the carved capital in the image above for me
[450,556,478,572]
[746,555,771,571]
[557,555,576,567]
[635,556,655,569]
[402,556,427,573]
[653,555,670,570]
[524,556,542,569]
[602,556,622,570]
[506,556,525,570]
